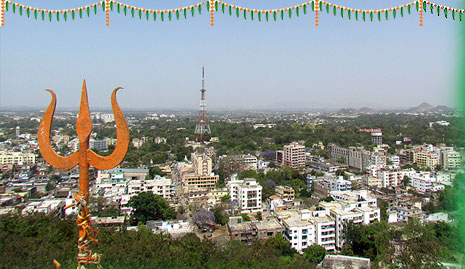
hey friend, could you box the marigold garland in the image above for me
[0,0,463,27]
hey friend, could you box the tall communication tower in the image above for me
[194,67,211,142]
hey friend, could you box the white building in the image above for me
[21,199,66,216]
[127,176,175,199]
[410,172,445,193]
[370,152,386,168]
[377,169,415,188]
[328,177,352,192]
[325,190,380,249]
[227,177,262,213]
[436,171,453,186]
[389,155,400,167]
[277,210,318,253]
[276,190,380,253]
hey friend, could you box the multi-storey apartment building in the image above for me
[0,151,36,165]
[179,151,219,193]
[277,210,318,253]
[441,149,462,170]
[413,149,440,170]
[127,176,175,199]
[228,177,262,213]
[240,154,258,170]
[325,190,380,249]
[377,169,415,188]
[275,185,295,201]
[410,172,445,193]
[192,151,213,176]
[328,144,371,172]
[283,142,306,169]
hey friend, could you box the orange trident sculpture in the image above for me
[38,80,130,268]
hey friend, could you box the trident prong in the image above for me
[38,79,130,268]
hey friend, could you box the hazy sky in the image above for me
[0,0,462,110]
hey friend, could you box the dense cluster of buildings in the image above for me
[227,189,380,253]
[0,109,463,264]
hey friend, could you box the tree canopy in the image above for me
[128,192,176,225]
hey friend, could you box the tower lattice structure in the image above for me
[194,67,211,142]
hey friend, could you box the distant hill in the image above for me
[358,107,376,114]
[336,107,376,115]
[336,108,358,115]
[407,103,453,113]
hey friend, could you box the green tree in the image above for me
[343,221,391,264]
[128,192,176,225]
[221,195,231,202]
[401,176,410,187]
[147,166,167,179]
[241,214,251,221]
[49,175,61,183]
[439,185,458,211]
[264,234,296,257]
[45,182,55,192]
[213,206,228,225]
[238,169,258,179]
[303,245,327,264]
[322,196,334,202]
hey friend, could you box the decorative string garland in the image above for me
[0,0,463,27]
[315,0,320,26]
[210,0,214,26]
[420,0,424,26]
[105,0,110,26]
[1,0,5,26]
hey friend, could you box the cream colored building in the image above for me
[192,151,213,176]
[283,142,306,169]
[275,185,295,201]
[0,151,36,165]
[442,150,462,170]
[413,150,440,170]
